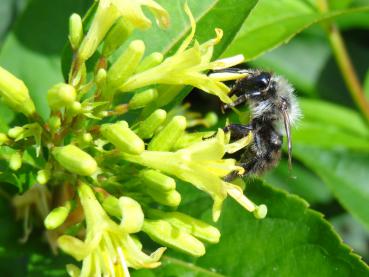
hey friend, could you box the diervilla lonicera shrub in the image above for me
[0,0,267,275]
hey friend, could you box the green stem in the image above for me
[317,0,369,123]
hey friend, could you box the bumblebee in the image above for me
[216,69,301,181]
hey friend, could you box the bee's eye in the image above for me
[249,72,271,91]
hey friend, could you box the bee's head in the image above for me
[270,75,302,169]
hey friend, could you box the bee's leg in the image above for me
[222,91,261,111]
[203,123,252,140]
[224,124,252,141]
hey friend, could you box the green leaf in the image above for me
[0,0,92,119]
[222,0,369,61]
[134,180,368,276]
[265,159,331,204]
[291,99,369,151]
[294,145,369,231]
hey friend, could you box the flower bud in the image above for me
[37,169,50,185]
[135,52,163,73]
[0,133,9,145]
[148,209,220,244]
[44,202,71,230]
[204,112,218,127]
[102,195,120,218]
[119,196,144,233]
[147,188,181,207]
[136,109,166,139]
[52,145,97,176]
[0,66,35,116]
[95,68,107,90]
[102,17,133,57]
[254,204,267,219]
[101,121,144,154]
[7,126,24,139]
[68,101,82,116]
[47,83,76,110]
[139,169,176,191]
[68,13,83,50]
[148,116,186,151]
[143,219,205,257]
[48,116,61,133]
[107,40,145,91]
[128,88,158,110]
[9,151,22,171]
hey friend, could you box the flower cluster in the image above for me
[0,0,267,276]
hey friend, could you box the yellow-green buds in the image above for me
[143,219,205,257]
[36,169,50,185]
[68,101,82,116]
[0,133,8,145]
[47,83,76,110]
[101,121,145,154]
[47,116,61,133]
[148,116,186,151]
[8,126,24,139]
[135,52,164,73]
[52,145,97,176]
[147,188,181,207]
[119,197,144,233]
[68,13,83,50]
[0,66,35,116]
[139,169,176,191]
[95,68,107,90]
[102,17,133,57]
[136,109,167,139]
[44,202,71,230]
[128,88,158,110]
[9,151,22,171]
[107,40,145,91]
[148,209,220,243]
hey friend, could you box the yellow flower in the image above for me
[58,183,165,276]
[78,0,169,61]
[122,129,259,221]
[119,4,246,104]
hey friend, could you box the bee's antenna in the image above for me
[281,101,292,171]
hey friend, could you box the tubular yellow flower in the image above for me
[58,183,165,276]
[119,4,246,104]
[121,130,249,221]
[78,0,169,61]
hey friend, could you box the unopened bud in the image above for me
[48,116,61,132]
[102,195,120,218]
[128,88,158,110]
[0,66,35,116]
[68,101,82,115]
[7,126,24,139]
[136,109,166,139]
[143,219,205,257]
[37,169,50,185]
[95,68,107,89]
[204,112,218,127]
[82,133,93,144]
[44,202,71,230]
[9,152,22,171]
[0,133,8,145]
[147,188,181,207]
[47,83,76,110]
[102,17,133,57]
[140,169,176,191]
[101,121,144,154]
[254,204,267,219]
[69,13,83,50]
[119,197,144,233]
[107,40,145,91]
[148,116,186,151]
[135,52,163,73]
[52,145,97,176]
[148,209,220,243]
